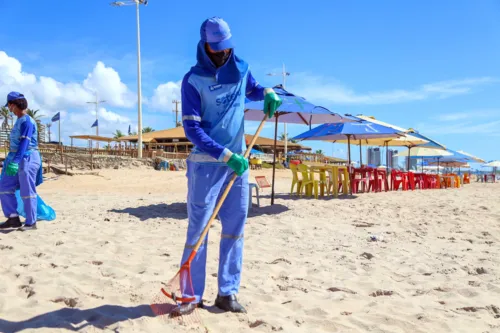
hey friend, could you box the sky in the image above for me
[1,0,499,166]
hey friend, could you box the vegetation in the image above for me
[279,132,297,143]
[113,130,125,139]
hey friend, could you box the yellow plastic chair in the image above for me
[289,164,303,195]
[326,166,340,198]
[311,166,328,197]
[297,164,319,199]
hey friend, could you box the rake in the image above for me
[152,114,268,320]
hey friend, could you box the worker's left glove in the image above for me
[226,154,249,176]
[5,162,19,176]
[263,89,282,119]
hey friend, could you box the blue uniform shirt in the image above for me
[182,68,265,164]
[10,114,38,163]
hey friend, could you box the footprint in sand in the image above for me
[19,285,35,298]
[52,297,78,308]
[370,290,394,297]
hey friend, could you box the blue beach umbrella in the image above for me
[244,84,358,204]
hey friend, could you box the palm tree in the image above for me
[315,149,324,155]
[26,109,45,143]
[113,130,124,139]
[279,132,297,143]
[142,127,155,133]
[0,106,12,130]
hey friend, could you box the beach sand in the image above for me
[0,168,499,333]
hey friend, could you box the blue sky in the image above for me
[1,0,499,166]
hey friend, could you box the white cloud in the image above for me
[0,50,138,145]
[149,81,182,111]
[287,73,497,105]
[423,120,500,135]
[0,51,135,113]
[434,110,500,122]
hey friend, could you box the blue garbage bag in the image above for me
[15,189,56,221]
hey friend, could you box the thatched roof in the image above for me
[69,135,116,142]
[118,126,311,151]
[118,127,186,141]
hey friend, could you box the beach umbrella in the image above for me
[395,147,453,173]
[292,121,403,194]
[244,84,357,204]
[250,148,264,155]
[484,160,500,167]
[457,150,485,164]
[353,115,446,171]
[484,160,500,177]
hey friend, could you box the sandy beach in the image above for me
[0,168,499,333]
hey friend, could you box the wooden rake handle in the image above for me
[185,115,269,263]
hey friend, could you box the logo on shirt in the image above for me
[216,89,242,107]
[209,84,223,91]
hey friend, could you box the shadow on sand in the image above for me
[110,202,290,221]
[0,304,155,333]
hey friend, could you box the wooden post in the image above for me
[65,155,68,174]
[90,147,94,170]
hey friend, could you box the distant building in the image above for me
[405,156,419,170]
[38,122,46,143]
[387,149,399,169]
[367,147,381,166]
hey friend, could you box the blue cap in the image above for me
[5,91,25,107]
[200,17,234,51]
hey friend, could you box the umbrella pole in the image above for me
[385,141,389,171]
[359,140,362,167]
[271,115,279,205]
[347,135,352,195]
[407,147,411,172]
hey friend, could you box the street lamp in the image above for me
[267,63,291,155]
[110,0,148,158]
[87,91,106,149]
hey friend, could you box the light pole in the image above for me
[267,63,290,156]
[111,0,148,158]
[87,91,106,149]
[172,100,181,127]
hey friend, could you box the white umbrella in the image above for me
[394,147,453,158]
[457,150,485,164]
[484,161,500,167]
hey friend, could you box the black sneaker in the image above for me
[0,216,22,229]
[170,300,203,317]
[215,294,246,313]
[17,224,37,231]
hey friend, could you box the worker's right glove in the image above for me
[226,154,249,176]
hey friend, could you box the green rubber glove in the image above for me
[226,154,249,176]
[263,90,282,119]
[5,162,19,176]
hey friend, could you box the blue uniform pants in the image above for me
[0,152,40,225]
[181,160,249,303]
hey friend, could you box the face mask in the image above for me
[208,49,231,68]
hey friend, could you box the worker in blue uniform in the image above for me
[180,17,282,313]
[0,92,42,231]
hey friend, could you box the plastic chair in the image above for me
[289,164,302,195]
[248,183,260,208]
[297,164,319,199]
[391,170,408,191]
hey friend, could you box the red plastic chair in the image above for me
[391,170,408,191]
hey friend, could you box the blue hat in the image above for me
[200,17,234,51]
[5,91,25,107]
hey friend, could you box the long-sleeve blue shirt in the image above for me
[182,69,265,163]
[10,114,38,163]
